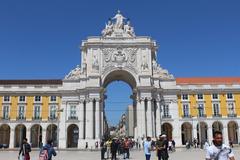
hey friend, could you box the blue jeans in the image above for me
[145,154,151,160]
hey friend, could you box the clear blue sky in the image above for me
[0,0,240,125]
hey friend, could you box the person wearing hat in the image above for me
[156,134,169,160]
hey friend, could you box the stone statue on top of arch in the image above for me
[112,10,126,30]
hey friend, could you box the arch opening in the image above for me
[67,124,79,148]
[46,124,58,147]
[228,121,239,144]
[161,123,173,140]
[0,124,10,148]
[14,124,26,148]
[181,122,192,145]
[30,124,42,148]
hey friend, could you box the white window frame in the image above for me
[69,105,77,119]
[50,96,57,102]
[49,105,57,119]
[182,94,189,101]
[19,96,26,103]
[2,105,10,119]
[18,105,26,119]
[227,102,235,115]
[34,96,42,102]
[163,104,170,117]
[197,94,204,100]
[33,105,41,119]
[226,93,234,100]
[212,93,219,100]
[212,103,220,116]
[197,103,205,117]
[3,96,10,102]
[182,103,190,117]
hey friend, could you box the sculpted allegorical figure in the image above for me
[124,20,135,37]
[102,19,113,37]
[112,10,126,29]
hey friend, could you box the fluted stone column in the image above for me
[59,101,67,149]
[137,98,146,138]
[42,128,46,145]
[26,128,30,144]
[95,99,100,139]
[223,126,229,144]
[156,101,161,137]
[146,98,153,137]
[208,126,213,142]
[79,100,84,139]
[86,99,94,139]
[9,128,14,148]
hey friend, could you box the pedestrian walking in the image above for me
[206,131,235,160]
[111,138,118,160]
[39,139,57,160]
[18,138,31,160]
[123,137,130,159]
[100,140,107,160]
[144,137,152,160]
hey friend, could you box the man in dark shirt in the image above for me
[18,138,31,160]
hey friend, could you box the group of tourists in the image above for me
[101,137,134,160]
[144,134,171,160]
[18,138,57,160]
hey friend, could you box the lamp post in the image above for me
[194,105,203,149]
[56,108,64,151]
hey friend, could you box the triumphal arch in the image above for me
[60,11,180,148]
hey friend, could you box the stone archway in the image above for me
[14,124,26,148]
[30,124,42,148]
[62,11,176,148]
[46,124,58,147]
[181,122,192,145]
[197,122,208,144]
[228,121,238,144]
[212,121,223,136]
[0,124,10,148]
[67,124,79,148]
[162,123,173,139]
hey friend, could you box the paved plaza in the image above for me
[0,148,239,160]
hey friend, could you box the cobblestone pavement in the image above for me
[0,148,239,160]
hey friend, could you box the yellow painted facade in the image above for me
[0,95,60,121]
[178,93,240,118]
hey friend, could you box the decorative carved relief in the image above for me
[101,47,138,74]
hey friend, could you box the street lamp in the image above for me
[194,105,203,149]
[56,108,64,151]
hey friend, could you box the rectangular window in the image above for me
[197,94,203,100]
[213,103,220,116]
[212,93,218,99]
[3,106,9,119]
[70,105,77,119]
[3,96,10,102]
[227,93,233,99]
[19,96,25,102]
[227,103,235,115]
[198,103,205,117]
[182,94,188,100]
[50,105,56,119]
[163,105,169,117]
[183,104,189,117]
[18,106,25,119]
[34,106,41,119]
[50,96,57,102]
[35,96,41,102]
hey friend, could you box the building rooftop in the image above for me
[0,79,62,85]
[176,77,240,85]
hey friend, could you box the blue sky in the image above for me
[0,0,240,125]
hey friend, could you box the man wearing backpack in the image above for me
[18,138,31,160]
[40,139,57,160]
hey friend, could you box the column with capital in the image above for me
[9,128,14,148]
[208,126,213,142]
[141,98,146,137]
[86,98,94,139]
[95,98,100,140]
[78,100,85,149]
[58,101,67,149]
[146,98,153,137]
[156,100,161,137]
[42,128,46,145]
[223,125,229,145]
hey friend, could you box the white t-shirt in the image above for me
[206,144,234,160]
[144,141,151,155]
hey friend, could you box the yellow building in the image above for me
[176,77,240,145]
